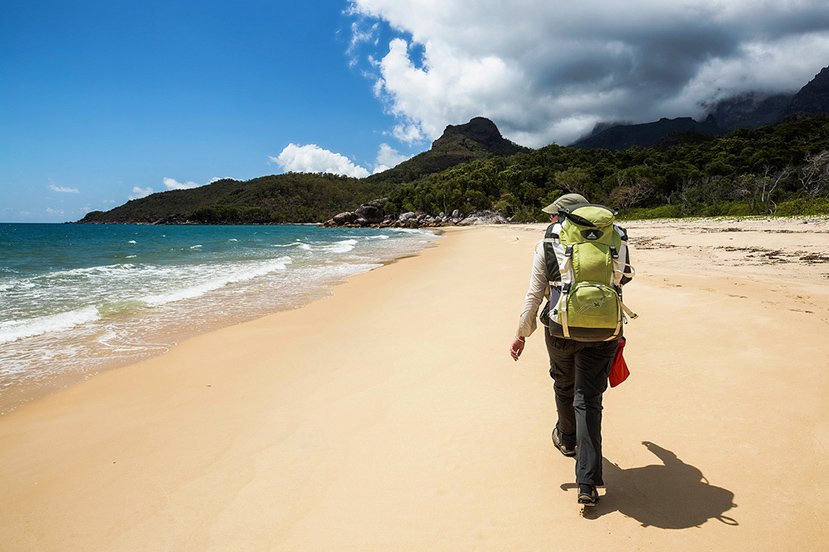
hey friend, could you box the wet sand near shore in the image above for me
[1,218,827,550]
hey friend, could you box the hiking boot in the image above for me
[577,484,599,506]
[552,426,576,457]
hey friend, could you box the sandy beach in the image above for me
[2,218,828,551]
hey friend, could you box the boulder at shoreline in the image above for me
[323,204,508,228]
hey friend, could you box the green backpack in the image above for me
[541,204,636,341]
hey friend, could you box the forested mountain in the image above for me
[383,115,829,221]
[78,174,394,224]
[573,116,722,150]
[78,117,525,224]
[365,117,529,184]
[78,113,829,226]
[705,92,793,133]
[574,65,829,151]
[787,66,829,117]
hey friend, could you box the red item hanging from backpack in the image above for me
[609,337,630,388]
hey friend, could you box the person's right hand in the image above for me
[509,337,525,361]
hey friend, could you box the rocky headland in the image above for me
[323,199,507,228]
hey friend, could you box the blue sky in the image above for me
[1,0,406,222]
[3,0,829,222]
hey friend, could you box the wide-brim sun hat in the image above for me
[541,193,588,214]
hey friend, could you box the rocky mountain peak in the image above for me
[365,117,528,183]
[430,117,525,156]
[574,65,829,150]
[433,117,502,148]
[704,92,793,132]
[787,65,829,116]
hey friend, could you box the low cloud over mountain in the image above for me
[348,0,829,146]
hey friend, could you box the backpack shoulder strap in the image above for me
[612,224,635,284]
[543,222,561,282]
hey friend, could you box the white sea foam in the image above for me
[190,244,203,249]
[95,327,165,354]
[4,280,36,291]
[391,228,435,235]
[41,263,137,280]
[0,225,438,412]
[327,239,358,254]
[316,262,381,277]
[0,306,101,345]
[290,238,359,254]
[128,240,137,244]
[282,262,382,292]
[142,257,292,307]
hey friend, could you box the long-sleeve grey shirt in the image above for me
[516,240,548,338]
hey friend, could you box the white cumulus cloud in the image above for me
[162,177,229,191]
[373,143,411,173]
[163,177,199,190]
[128,178,229,201]
[130,186,154,200]
[49,183,79,194]
[347,19,381,68]
[348,0,829,145]
[270,143,371,178]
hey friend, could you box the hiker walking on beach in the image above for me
[509,193,634,508]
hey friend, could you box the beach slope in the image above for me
[2,219,828,550]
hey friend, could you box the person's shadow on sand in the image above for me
[562,441,738,527]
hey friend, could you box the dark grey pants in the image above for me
[544,332,617,486]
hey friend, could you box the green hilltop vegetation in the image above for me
[80,174,395,224]
[79,115,829,225]
[385,115,829,221]
[364,117,529,184]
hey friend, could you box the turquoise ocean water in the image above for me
[0,223,437,412]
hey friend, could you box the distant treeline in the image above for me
[80,173,395,224]
[79,116,829,225]
[384,115,829,221]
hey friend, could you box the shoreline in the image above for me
[2,221,828,550]
[2,222,598,414]
[0,228,441,415]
